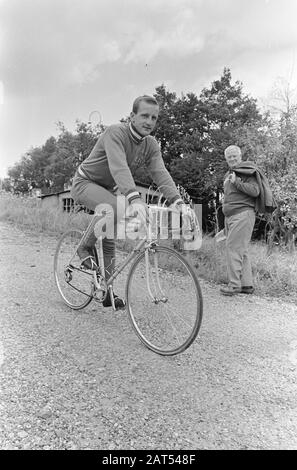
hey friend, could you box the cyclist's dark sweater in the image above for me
[79,123,180,204]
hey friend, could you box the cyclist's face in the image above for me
[130,102,159,136]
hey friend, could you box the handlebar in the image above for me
[126,204,201,249]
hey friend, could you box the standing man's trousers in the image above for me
[224,209,255,288]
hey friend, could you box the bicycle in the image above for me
[54,204,203,356]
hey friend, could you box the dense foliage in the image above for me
[3,121,103,194]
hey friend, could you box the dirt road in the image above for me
[0,221,297,450]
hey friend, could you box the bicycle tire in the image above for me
[54,229,98,310]
[125,245,203,356]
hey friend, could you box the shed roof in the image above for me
[39,189,71,199]
[39,180,159,199]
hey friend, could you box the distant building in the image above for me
[39,189,77,212]
[39,181,163,213]
[63,182,72,191]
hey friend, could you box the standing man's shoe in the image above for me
[220,286,242,296]
[241,286,255,294]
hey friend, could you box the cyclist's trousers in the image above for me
[71,173,125,281]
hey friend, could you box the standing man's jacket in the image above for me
[232,161,276,215]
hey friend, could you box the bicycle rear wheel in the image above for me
[126,245,203,355]
[54,229,97,310]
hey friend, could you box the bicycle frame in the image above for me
[93,235,154,309]
[55,203,203,355]
[80,204,200,310]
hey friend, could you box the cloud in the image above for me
[1,0,297,99]
[2,0,297,178]
[0,0,127,94]
[0,80,3,104]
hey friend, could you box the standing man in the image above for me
[71,95,185,309]
[220,145,260,296]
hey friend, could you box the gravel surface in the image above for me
[1,221,297,450]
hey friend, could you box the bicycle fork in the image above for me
[145,248,168,304]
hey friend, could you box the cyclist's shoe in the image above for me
[77,246,97,270]
[103,291,126,310]
[241,286,255,294]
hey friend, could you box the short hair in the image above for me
[132,95,159,113]
[224,145,242,157]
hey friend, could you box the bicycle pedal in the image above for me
[80,262,97,271]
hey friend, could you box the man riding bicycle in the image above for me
[71,95,186,309]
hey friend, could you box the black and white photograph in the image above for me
[1,0,297,454]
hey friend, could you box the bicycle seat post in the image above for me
[96,235,105,278]
[108,285,116,311]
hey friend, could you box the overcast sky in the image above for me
[1,0,297,178]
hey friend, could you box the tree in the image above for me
[0,178,12,192]
[197,68,265,193]
[153,71,266,210]
[5,120,103,194]
[153,85,206,166]
[257,77,297,249]
[7,156,32,194]
[26,137,57,190]
[152,70,268,231]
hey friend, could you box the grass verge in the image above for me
[0,192,91,234]
[1,192,297,301]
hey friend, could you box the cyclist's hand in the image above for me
[170,199,193,232]
[170,199,188,215]
[128,198,150,228]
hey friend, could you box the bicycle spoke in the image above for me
[126,245,203,355]
[54,229,94,310]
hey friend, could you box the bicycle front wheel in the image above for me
[126,245,203,356]
[54,229,96,310]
